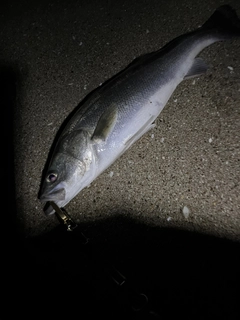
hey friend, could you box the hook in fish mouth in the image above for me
[42,202,55,216]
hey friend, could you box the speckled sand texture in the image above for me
[3,0,240,239]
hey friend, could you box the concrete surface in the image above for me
[3,0,240,239]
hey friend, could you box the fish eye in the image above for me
[46,172,58,183]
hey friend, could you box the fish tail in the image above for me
[202,5,240,38]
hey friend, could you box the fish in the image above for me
[39,5,240,215]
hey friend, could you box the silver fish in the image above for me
[39,5,240,215]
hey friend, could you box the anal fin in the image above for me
[184,57,208,79]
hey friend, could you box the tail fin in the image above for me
[202,5,240,38]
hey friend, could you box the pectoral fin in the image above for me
[184,57,208,79]
[91,105,118,143]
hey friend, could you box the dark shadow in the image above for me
[10,214,240,318]
[1,62,19,222]
[2,61,31,242]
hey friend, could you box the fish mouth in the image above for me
[39,188,66,203]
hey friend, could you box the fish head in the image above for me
[39,129,95,214]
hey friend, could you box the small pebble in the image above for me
[182,206,190,219]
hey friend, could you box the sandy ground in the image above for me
[3,0,240,240]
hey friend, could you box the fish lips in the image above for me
[39,187,66,203]
[39,187,66,216]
